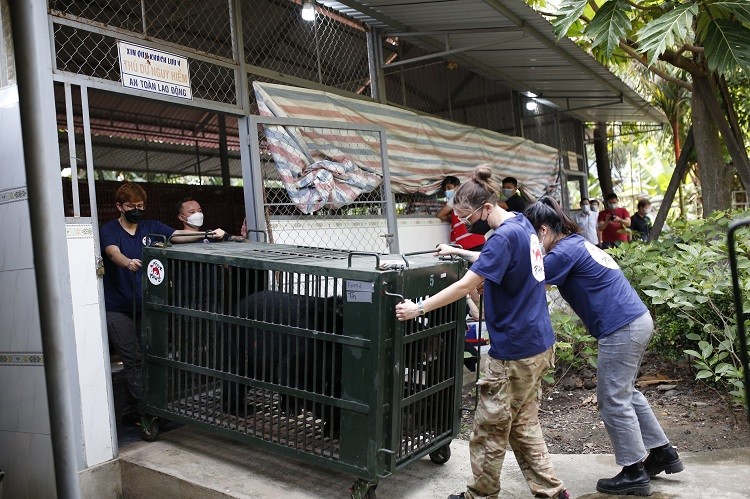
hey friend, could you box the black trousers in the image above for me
[106,311,142,413]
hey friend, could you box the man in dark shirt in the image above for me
[630,199,652,242]
[500,176,528,213]
[101,183,219,424]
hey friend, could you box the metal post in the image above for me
[8,1,83,497]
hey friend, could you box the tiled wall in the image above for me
[0,84,56,498]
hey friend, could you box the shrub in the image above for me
[610,210,750,408]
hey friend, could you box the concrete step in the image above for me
[78,424,750,499]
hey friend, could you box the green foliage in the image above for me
[586,0,632,58]
[550,309,599,371]
[700,18,750,74]
[551,0,750,75]
[610,211,750,407]
[635,3,698,67]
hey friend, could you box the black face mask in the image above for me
[123,208,144,224]
[467,217,491,235]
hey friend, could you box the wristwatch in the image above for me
[417,300,426,316]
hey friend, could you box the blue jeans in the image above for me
[597,312,668,466]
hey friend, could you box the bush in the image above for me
[610,210,750,408]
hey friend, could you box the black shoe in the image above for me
[554,491,570,499]
[596,462,652,496]
[643,444,684,477]
[447,494,464,499]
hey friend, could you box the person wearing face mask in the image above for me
[525,196,683,496]
[630,199,653,243]
[499,176,528,213]
[574,197,599,245]
[436,175,486,252]
[597,192,631,249]
[176,197,228,243]
[405,165,569,499]
[100,183,218,426]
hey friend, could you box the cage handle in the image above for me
[166,231,212,245]
[244,228,267,243]
[347,251,381,269]
[146,233,168,247]
[403,243,464,263]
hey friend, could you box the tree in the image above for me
[550,0,750,215]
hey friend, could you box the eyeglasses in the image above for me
[123,202,146,210]
[457,205,483,226]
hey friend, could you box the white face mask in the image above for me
[186,212,204,228]
[581,205,591,213]
[537,230,547,255]
[607,203,617,210]
[445,189,455,201]
[502,188,514,198]
[590,204,599,212]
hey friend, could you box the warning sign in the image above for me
[118,41,192,100]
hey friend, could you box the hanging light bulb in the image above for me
[526,100,538,111]
[301,0,316,21]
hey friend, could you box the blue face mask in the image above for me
[445,189,455,201]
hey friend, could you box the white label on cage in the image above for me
[346,290,372,303]
[147,259,165,286]
[440,272,447,278]
[346,281,374,292]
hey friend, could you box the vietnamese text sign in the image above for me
[118,41,192,100]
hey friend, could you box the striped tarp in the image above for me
[254,82,560,200]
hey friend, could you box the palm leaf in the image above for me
[635,3,698,67]
[702,19,750,74]
[710,1,750,26]
[552,0,589,39]
[585,0,632,59]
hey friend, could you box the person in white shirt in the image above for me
[574,197,599,245]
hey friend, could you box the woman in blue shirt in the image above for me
[396,165,568,499]
[524,196,684,496]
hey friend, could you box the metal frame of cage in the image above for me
[241,114,400,253]
[140,241,466,495]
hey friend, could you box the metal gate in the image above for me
[241,115,399,253]
[728,218,750,424]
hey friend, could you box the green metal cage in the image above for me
[140,241,467,495]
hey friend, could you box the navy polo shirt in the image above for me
[100,219,175,314]
[544,234,648,338]
[470,214,555,360]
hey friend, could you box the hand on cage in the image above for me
[395,299,420,321]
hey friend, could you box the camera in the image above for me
[610,214,616,221]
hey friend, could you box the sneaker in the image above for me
[596,462,651,496]
[643,444,684,477]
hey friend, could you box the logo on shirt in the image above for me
[529,233,545,282]
[584,241,620,269]
[147,259,165,285]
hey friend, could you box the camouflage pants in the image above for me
[465,347,564,499]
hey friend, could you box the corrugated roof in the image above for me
[322,0,665,124]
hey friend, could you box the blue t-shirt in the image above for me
[470,214,555,360]
[100,219,175,314]
[544,234,648,338]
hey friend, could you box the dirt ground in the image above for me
[458,352,750,454]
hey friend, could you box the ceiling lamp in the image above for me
[301,0,316,21]
[526,100,538,111]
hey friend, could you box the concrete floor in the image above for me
[115,426,750,498]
